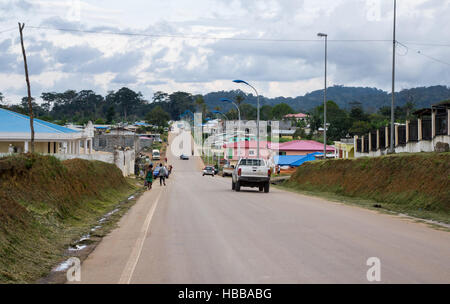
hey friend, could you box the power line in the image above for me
[27,25,391,43]
[0,27,16,34]
[397,41,450,67]
[416,50,450,66]
[398,41,450,47]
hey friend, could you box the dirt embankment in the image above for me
[285,153,450,223]
[0,154,135,283]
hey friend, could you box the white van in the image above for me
[152,149,160,160]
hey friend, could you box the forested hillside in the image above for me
[0,85,448,126]
[202,85,450,113]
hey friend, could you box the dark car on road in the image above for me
[203,166,215,176]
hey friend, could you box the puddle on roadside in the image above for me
[68,244,87,251]
[91,225,101,232]
[53,259,72,272]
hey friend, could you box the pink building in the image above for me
[278,140,334,156]
[223,141,277,161]
[284,113,308,121]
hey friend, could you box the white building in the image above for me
[0,108,93,154]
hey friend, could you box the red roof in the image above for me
[278,140,334,152]
[223,140,333,152]
[284,113,308,119]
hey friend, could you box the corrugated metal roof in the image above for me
[279,140,335,152]
[0,108,80,134]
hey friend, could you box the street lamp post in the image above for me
[221,98,241,160]
[233,80,260,159]
[317,33,328,157]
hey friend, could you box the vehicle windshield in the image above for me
[239,159,263,166]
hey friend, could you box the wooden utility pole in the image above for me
[18,22,35,153]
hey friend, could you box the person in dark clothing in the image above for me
[159,163,167,186]
[145,164,153,190]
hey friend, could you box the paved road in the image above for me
[76,130,450,284]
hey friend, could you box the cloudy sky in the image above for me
[0,0,449,104]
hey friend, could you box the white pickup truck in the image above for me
[231,158,271,193]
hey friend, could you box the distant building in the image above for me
[284,113,308,121]
[271,129,296,140]
[0,108,93,154]
[223,140,274,163]
[277,140,334,156]
[93,128,140,153]
[334,139,355,159]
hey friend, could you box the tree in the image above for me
[235,95,245,107]
[271,103,294,120]
[240,103,257,120]
[0,92,4,105]
[107,87,144,121]
[41,92,58,113]
[260,105,273,121]
[195,96,206,115]
[146,106,170,127]
[349,106,369,122]
[311,100,351,140]
[349,121,372,136]
[167,91,195,120]
[95,118,106,124]
[106,106,115,124]
[152,91,169,103]
[293,127,307,139]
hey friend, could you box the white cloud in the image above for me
[0,0,449,103]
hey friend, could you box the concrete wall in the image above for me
[355,135,450,158]
[54,153,115,163]
[93,133,140,153]
[113,150,135,176]
[48,150,135,177]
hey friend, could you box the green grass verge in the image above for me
[280,152,450,225]
[0,154,142,283]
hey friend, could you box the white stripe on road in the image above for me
[118,189,163,284]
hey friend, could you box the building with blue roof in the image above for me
[0,108,94,154]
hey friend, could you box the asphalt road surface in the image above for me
[75,131,450,284]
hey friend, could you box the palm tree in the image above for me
[235,95,244,107]
[195,96,205,112]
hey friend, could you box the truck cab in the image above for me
[232,158,271,193]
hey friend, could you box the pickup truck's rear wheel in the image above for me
[264,182,270,193]
[232,181,235,190]
[235,181,241,192]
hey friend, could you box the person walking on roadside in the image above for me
[159,163,167,186]
[145,164,153,190]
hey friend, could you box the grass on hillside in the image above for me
[0,154,140,283]
[280,152,450,225]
